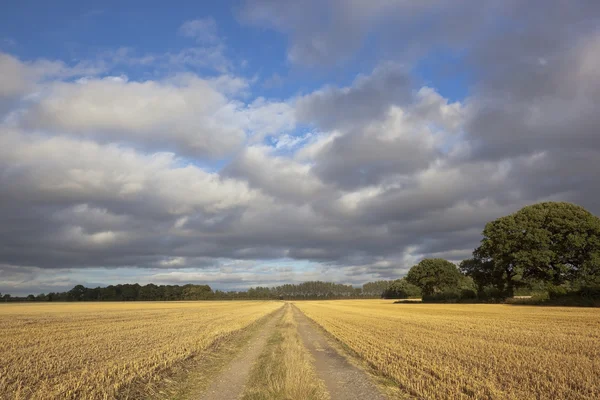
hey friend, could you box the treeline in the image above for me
[1,281,384,302]
[393,202,600,305]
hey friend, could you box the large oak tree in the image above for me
[468,202,600,296]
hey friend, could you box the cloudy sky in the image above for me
[1,1,599,295]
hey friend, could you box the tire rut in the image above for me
[199,306,285,400]
[292,305,387,400]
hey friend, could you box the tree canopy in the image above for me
[382,278,421,299]
[406,258,462,297]
[469,202,600,297]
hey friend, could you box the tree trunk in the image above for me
[505,271,515,298]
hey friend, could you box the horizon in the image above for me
[1,1,599,296]
[2,278,375,298]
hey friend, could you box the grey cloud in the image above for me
[239,0,495,67]
[296,62,412,131]
[224,145,327,203]
[466,31,600,161]
[294,64,463,190]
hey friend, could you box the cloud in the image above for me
[0,53,35,98]
[20,75,248,158]
[295,64,464,189]
[238,0,394,65]
[179,18,220,44]
[0,52,106,118]
[175,18,232,72]
[0,128,262,269]
[296,62,412,130]
[224,145,325,202]
[239,0,492,66]
[466,31,600,161]
[2,2,600,293]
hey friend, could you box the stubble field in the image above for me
[2,300,599,400]
[0,301,282,399]
[294,300,600,399]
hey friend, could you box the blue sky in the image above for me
[1,1,599,295]
[1,0,471,101]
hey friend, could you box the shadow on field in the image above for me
[392,299,422,304]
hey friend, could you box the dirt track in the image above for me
[292,305,386,400]
[199,306,284,400]
[197,304,387,400]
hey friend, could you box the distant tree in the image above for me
[406,259,462,297]
[362,280,393,297]
[68,285,87,301]
[382,278,421,299]
[36,293,48,302]
[139,283,159,301]
[182,284,213,300]
[473,202,600,296]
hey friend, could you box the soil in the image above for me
[199,306,285,400]
[291,305,387,400]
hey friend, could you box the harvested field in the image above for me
[0,301,282,399]
[294,300,600,400]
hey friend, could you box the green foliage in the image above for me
[382,278,421,299]
[362,280,393,297]
[471,202,600,297]
[182,284,214,300]
[406,258,462,297]
[459,258,504,296]
[508,286,600,307]
[460,289,477,299]
[421,288,478,303]
[3,280,371,302]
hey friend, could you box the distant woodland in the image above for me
[1,281,384,302]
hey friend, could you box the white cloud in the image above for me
[226,145,325,202]
[21,75,247,158]
[0,52,106,99]
[179,18,219,44]
[0,128,258,216]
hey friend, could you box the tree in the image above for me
[382,278,421,299]
[473,202,600,296]
[459,258,503,297]
[406,259,462,297]
[182,284,214,300]
[362,280,392,297]
[68,285,87,301]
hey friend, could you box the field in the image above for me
[0,301,282,399]
[294,300,600,399]
[2,300,599,400]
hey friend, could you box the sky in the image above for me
[1,1,599,295]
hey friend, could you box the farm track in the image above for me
[196,303,386,400]
[199,306,285,400]
[291,305,386,400]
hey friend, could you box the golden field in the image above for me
[294,300,600,400]
[0,301,282,400]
